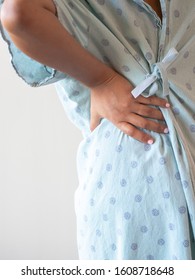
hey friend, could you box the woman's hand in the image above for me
[90,72,170,144]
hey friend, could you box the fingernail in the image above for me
[165,103,171,108]
[164,127,169,133]
[147,139,154,145]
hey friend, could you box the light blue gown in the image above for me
[1,0,195,259]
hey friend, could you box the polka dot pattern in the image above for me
[2,0,195,260]
[131,243,138,250]
[141,226,148,233]
[158,239,165,246]
[54,0,195,260]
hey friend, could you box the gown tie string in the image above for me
[131,47,179,98]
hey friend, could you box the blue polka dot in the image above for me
[186,83,192,91]
[75,106,81,113]
[120,179,127,187]
[103,214,108,221]
[106,164,112,172]
[140,226,148,233]
[91,245,96,252]
[130,161,138,168]
[182,180,189,188]
[137,5,145,13]
[179,206,186,214]
[175,172,181,180]
[144,144,151,151]
[158,239,165,246]
[131,243,138,250]
[110,197,116,205]
[163,192,170,199]
[124,212,131,220]
[145,52,153,60]
[135,194,142,202]
[101,39,109,46]
[95,149,100,157]
[111,243,117,251]
[103,56,110,64]
[135,53,141,61]
[178,147,182,156]
[146,176,154,184]
[97,181,103,189]
[72,90,79,96]
[89,199,95,206]
[116,8,122,16]
[97,0,105,5]
[96,229,102,237]
[147,255,154,260]
[190,125,195,133]
[105,131,111,138]
[183,240,189,247]
[173,107,180,115]
[116,145,123,153]
[169,223,175,230]
[68,2,74,9]
[97,12,104,21]
[122,65,130,72]
[127,37,137,44]
[166,27,170,35]
[63,95,68,102]
[170,67,177,75]
[152,209,159,216]
[134,19,140,27]
[183,51,190,58]
[159,157,166,165]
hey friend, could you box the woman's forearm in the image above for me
[1,0,116,88]
[1,0,169,143]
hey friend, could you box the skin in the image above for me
[145,0,162,21]
[0,0,169,144]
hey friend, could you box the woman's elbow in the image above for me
[1,0,30,33]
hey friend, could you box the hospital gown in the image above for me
[1,0,195,259]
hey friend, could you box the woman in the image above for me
[1,0,195,259]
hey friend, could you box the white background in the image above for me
[0,38,82,259]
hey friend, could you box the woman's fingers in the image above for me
[89,72,171,142]
[137,95,170,108]
[117,112,169,144]
[131,103,165,120]
[117,122,154,144]
[126,113,168,134]
[115,111,168,144]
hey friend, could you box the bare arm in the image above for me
[0,0,116,87]
[1,0,169,143]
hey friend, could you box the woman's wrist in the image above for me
[86,64,118,89]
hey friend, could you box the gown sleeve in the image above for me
[0,0,66,87]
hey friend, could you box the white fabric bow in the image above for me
[131,48,179,98]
